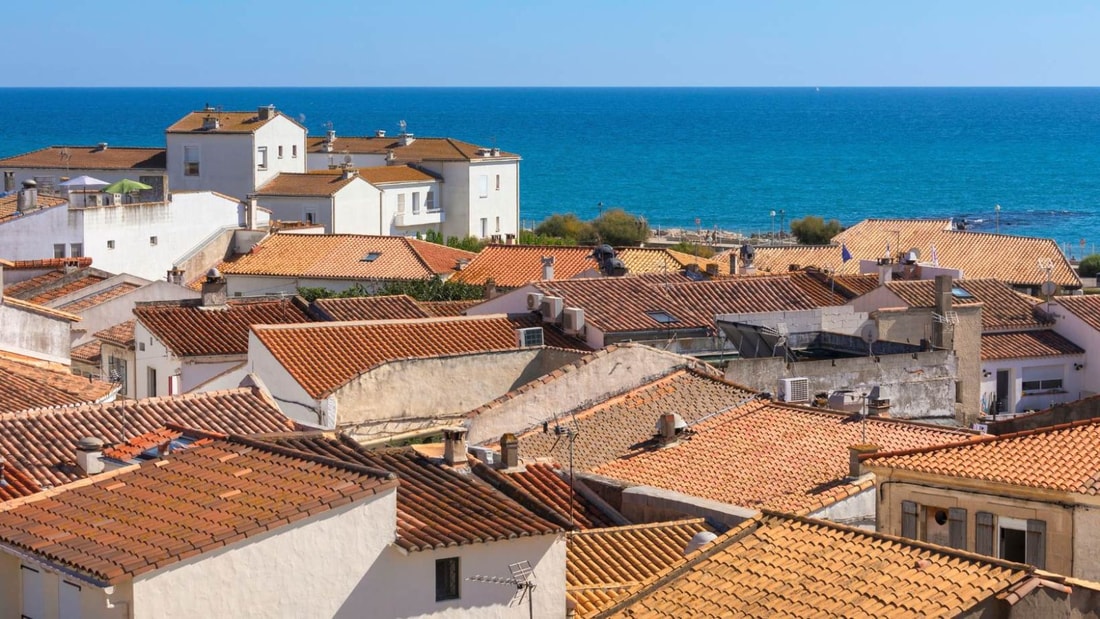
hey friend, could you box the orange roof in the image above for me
[356,165,438,184]
[2,296,81,322]
[864,417,1100,495]
[1053,295,1100,332]
[94,319,135,348]
[70,341,101,365]
[3,268,111,305]
[0,146,165,170]
[884,278,1048,331]
[166,109,298,134]
[219,233,475,280]
[0,194,68,222]
[981,330,1084,361]
[0,436,396,585]
[604,512,1035,618]
[568,519,717,617]
[3,257,93,270]
[306,135,519,161]
[453,245,726,288]
[0,463,41,502]
[0,355,114,414]
[255,172,359,196]
[472,462,617,531]
[753,218,1079,288]
[134,297,313,357]
[252,315,526,398]
[312,295,430,321]
[0,388,296,489]
[589,396,973,514]
[57,282,140,313]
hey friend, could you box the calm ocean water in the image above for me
[1,87,1098,255]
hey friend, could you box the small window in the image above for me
[184,145,200,176]
[646,310,679,324]
[397,194,406,213]
[292,145,298,158]
[53,243,66,258]
[257,146,268,170]
[149,236,158,246]
[425,190,436,211]
[277,145,284,159]
[148,367,157,397]
[1022,379,1063,392]
[70,243,83,258]
[435,557,460,602]
[495,216,500,233]
[361,252,382,262]
[478,175,489,198]
[107,240,116,250]
[496,174,501,190]
[305,210,316,225]
[951,286,975,300]
[412,192,421,214]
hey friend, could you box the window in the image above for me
[1022,365,1065,393]
[70,243,83,258]
[257,146,268,170]
[1022,378,1063,392]
[478,175,489,198]
[21,565,43,619]
[921,506,966,549]
[425,190,436,211]
[107,240,116,250]
[495,216,500,233]
[148,367,157,397]
[480,218,488,238]
[646,310,680,324]
[397,194,406,213]
[108,356,128,396]
[168,374,180,396]
[277,145,284,159]
[361,252,382,262]
[305,210,316,225]
[951,286,975,301]
[292,145,298,158]
[435,557,460,601]
[996,517,1046,568]
[53,243,66,258]
[184,145,200,176]
[496,174,501,190]
[150,236,158,246]
[412,192,421,214]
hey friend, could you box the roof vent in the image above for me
[375,129,386,138]
[201,115,220,131]
[76,437,105,476]
[96,142,109,151]
[655,412,687,447]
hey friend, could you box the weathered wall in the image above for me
[0,303,71,364]
[0,550,126,619]
[247,330,325,427]
[980,353,1086,416]
[619,485,759,528]
[1073,506,1100,582]
[725,350,957,419]
[809,486,877,528]
[171,227,238,287]
[62,279,198,347]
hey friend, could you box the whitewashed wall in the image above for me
[1049,300,1100,399]
[133,320,179,398]
[980,355,1086,415]
[247,330,328,427]
[0,303,72,364]
[0,202,81,260]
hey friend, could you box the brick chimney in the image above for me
[200,268,228,309]
[932,274,953,350]
[76,437,105,476]
[500,433,519,469]
[541,256,555,280]
[166,267,185,286]
[442,427,468,466]
[848,444,879,478]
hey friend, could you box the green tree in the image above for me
[534,214,597,244]
[592,208,649,246]
[790,216,843,245]
[1079,254,1100,278]
[668,241,716,259]
[519,230,573,246]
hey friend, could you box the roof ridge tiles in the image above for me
[227,434,398,481]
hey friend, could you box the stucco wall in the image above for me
[133,321,179,398]
[986,394,1100,435]
[725,350,958,419]
[0,303,72,364]
[467,345,695,445]
[1049,300,1100,400]
[180,357,245,393]
[809,486,877,528]
[0,202,80,261]
[0,552,128,619]
[981,353,1086,416]
[1073,505,1100,582]
[619,484,758,528]
[130,488,397,619]
[247,330,326,426]
[63,279,198,347]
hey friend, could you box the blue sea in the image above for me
[2,87,1099,255]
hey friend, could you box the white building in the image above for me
[0,145,166,199]
[166,105,307,201]
[306,129,520,241]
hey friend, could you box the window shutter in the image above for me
[948,507,967,549]
[1026,519,1047,569]
[901,500,918,539]
[975,511,994,556]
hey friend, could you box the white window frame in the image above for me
[478,175,489,198]
[425,190,436,212]
[397,194,406,213]
[70,243,83,258]
[53,243,66,258]
[412,192,420,214]
[292,144,298,158]
[183,145,201,176]
[257,146,269,171]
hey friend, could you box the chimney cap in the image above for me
[205,267,222,281]
[77,436,105,452]
[21,179,37,189]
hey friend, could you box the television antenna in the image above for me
[466,561,536,618]
[544,406,581,527]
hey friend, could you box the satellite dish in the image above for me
[1041,281,1057,297]
[860,323,878,345]
[343,154,353,164]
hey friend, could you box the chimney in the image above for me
[657,413,682,447]
[932,274,953,349]
[341,167,358,180]
[877,258,893,285]
[324,129,336,152]
[730,252,739,276]
[245,194,259,230]
[848,444,879,478]
[491,147,501,157]
[375,129,386,138]
[16,179,37,213]
[484,278,498,300]
[166,266,185,285]
[200,268,228,308]
[257,104,275,120]
[399,133,415,146]
[201,115,220,131]
[96,142,109,151]
[442,427,468,466]
[705,263,719,277]
[500,433,519,469]
[76,437,105,476]
[386,150,396,163]
[541,256,555,280]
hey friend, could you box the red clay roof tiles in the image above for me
[255,172,359,196]
[356,165,437,184]
[0,355,114,414]
[3,269,111,305]
[885,278,1048,331]
[0,194,68,222]
[0,463,40,502]
[94,320,136,348]
[167,110,293,134]
[981,330,1084,361]
[134,297,312,357]
[0,436,396,585]
[473,462,616,530]
[0,146,166,170]
[57,282,140,312]
[0,388,296,488]
[1053,295,1100,332]
[306,136,518,161]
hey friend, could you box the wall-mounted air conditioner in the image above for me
[526,292,544,311]
[516,326,544,348]
[778,377,810,403]
[562,307,585,334]
[540,296,563,323]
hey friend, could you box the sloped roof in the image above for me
[0,355,114,414]
[593,398,973,514]
[219,233,475,280]
[602,512,1035,618]
[420,299,481,316]
[134,297,312,357]
[167,110,299,134]
[3,268,111,305]
[255,433,562,551]
[473,462,617,531]
[0,388,296,488]
[251,315,526,398]
[981,330,1084,361]
[0,194,68,222]
[1053,294,1100,332]
[255,172,360,197]
[0,463,40,502]
[0,146,166,170]
[57,282,140,313]
[1,296,81,322]
[94,319,135,348]
[306,135,519,161]
[568,519,717,618]
[0,436,396,585]
[356,165,438,184]
[884,278,1048,331]
[753,218,1079,288]
[69,341,101,365]
[864,417,1100,495]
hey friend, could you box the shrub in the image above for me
[592,208,649,246]
[534,214,597,244]
[790,216,843,245]
[1079,254,1100,278]
[668,241,716,258]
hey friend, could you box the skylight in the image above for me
[361,252,382,262]
[951,286,974,300]
[646,310,679,324]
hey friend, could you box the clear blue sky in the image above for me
[4,1,1098,87]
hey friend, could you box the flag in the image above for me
[841,243,852,263]
[930,243,939,267]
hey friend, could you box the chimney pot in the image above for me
[500,433,519,469]
[201,268,228,308]
[442,427,468,466]
[541,256,555,281]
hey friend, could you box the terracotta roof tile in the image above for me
[94,320,135,348]
[1,296,81,322]
[219,233,475,280]
[604,512,1034,618]
[306,136,519,161]
[473,462,617,530]
[0,355,114,414]
[0,194,68,222]
[255,172,359,197]
[134,297,312,357]
[4,269,111,305]
[0,464,41,502]
[865,416,1100,494]
[311,295,430,321]
[70,341,102,365]
[257,434,560,551]
[356,165,438,184]
[0,388,296,488]
[166,110,296,134]
[3,257,93,271]
[593,398,972,514]
[885,278,1048,331]
[252,315,528,398]
[0,436,396,585]
[57,282,140,312]
[981,330,1084,361]
[0,146,165,170]
[568,519,717,617]
[1053,295,1100,332]
[753,218,1079,288]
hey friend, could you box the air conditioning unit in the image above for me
[540,296,563,323]
[562,307,585,334]
[778,377,810,403]
[526,292,544,311]
[516,326,544,348]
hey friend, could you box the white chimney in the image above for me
[76,437,105,476]
[541,256,555,280]
[442,427,468,466]
[324,129,336,152]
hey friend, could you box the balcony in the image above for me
[395,207,445,227]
